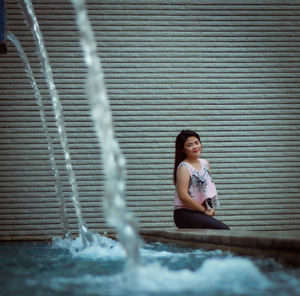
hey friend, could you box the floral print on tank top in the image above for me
[190,166,213,194]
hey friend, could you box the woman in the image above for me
[173,130,230,230]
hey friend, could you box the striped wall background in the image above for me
[0,0,300,240]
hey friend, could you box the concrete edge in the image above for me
[140,228,300,266]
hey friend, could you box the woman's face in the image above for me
[183,136,201,159]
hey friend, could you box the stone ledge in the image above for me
[140,228,300,266]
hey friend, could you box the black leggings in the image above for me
[174,208,230,230]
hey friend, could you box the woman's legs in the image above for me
[174,208,230,230]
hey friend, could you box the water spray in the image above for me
[71,0,142,265]
[18,0,93,247]
[7,31,70,239]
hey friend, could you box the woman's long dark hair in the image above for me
[173,130,201,184]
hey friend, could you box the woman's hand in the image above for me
[204,208,215,216]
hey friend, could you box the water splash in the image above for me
[18,0,93,247]
[7,31,70,239]
[71,0,142,265]
[117,257,271,295]
[53,232,126,259]
[49,240,275,296]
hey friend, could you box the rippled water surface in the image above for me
[0,238,299,296]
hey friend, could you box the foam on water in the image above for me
[50,236,279,296]
[126,258,270,295]
[1,240,299,296]
[53,234,126,259]
[46,250,271,296]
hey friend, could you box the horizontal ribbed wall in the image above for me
[0,0,300,240]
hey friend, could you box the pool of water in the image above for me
[0,235,299,296]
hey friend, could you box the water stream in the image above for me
[71,0,142,265]
[18,0,141,264]
[18,0,94,248]
[6,31,70,240]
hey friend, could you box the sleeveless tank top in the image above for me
[174,158,220,210]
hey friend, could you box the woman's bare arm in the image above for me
[176,165,207,212]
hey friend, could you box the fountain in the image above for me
[71,0,142,265]
[7,30,70,240]
[3,1,300,295]
[17,0,141,264]
[17,0,94,248]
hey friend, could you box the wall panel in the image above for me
[0,0,300,240]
